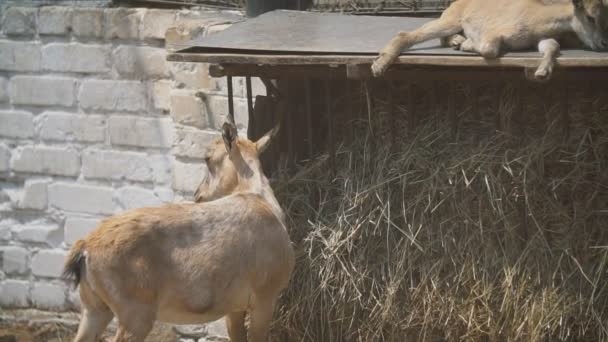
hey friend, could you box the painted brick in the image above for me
[64,217,100,245]
[141,9,175,39]
[14,223,63,247]
[38,7,72,35]
[170,91,208,129]
[149,154,173,185]
[206,95,249,130]
[0,246,29,274]
[0,41,41,72]
[0,219,14,240]
[31,283,66,310]
[37,112,106,143]
[154,187,174,203]
[0,110,34,139]
[108,116,174,148]
[10,76,76,107]
[79,80,146,112]
[11,146,80,176]
[104,8,143,40]
[0,280,29,307]
[31,249,68,278]
[0,145,9,172]
[42,43,110,73]
[115,186,162,210]
[173,127,217,159]
[165,23,205,51]
[0,77,8,102]
[82,149,153,182]
[173,160,206,193]
[113,45,169,78]
[3,7,36,36]
[153,80,172,111]
[19,179,49,210]
[48,183,115,215]
[170,62,215,90]
[71,8,103,38]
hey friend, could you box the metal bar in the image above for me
[227,76,235,123]
[325,81,336,173]
[471,85,480,122]
[495,84,502,133]
[346,80,354,145]
[246,76,255,139]
[305,80,314,158]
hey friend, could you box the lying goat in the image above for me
[63,122,294,342]
[372,0,608,81]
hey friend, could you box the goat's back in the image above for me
[79,193,294,324]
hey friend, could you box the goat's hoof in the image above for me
[525,67,552,82]
[449,35,466,49]
[371,55,390,77]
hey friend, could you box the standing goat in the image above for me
[63,122,294,342]
[372,0,608,81]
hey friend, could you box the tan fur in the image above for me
[66,122,294,342]
[372,0,608,81]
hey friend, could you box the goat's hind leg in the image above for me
[74,282,114,342]
[226,311,247,342]
[372,4,463,77]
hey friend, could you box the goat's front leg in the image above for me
[372,17,462,77]
[528,38,560,82]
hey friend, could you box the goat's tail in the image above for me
[62,239,86,289]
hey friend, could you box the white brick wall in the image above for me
[0,7,258,339]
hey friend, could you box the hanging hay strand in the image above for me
[269,89,608,341]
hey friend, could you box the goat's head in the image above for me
[572,0,608,50]
[194,122,280,202]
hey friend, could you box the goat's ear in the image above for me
[256,122,281,154]
[572,0,583,9]
[222,122,238,152]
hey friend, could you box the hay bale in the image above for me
[269,89,608,341]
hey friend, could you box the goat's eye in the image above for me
[587,15,596,24]
[204,156,211,163]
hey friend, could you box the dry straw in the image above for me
[270,88,608,341]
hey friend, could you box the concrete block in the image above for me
[0,110,34,139]
[71,8,103,38]
[19,179,49,210]
[82,149,153,182]
[149,154,173,185]
[0,77,8,102]
[0,280,30,307]
[0,41,41,71]
[142,9,176,39]
[104,8,143,40]
[14,223,63,247]
[10,76,76,107]
[0,246,29,274]
[38,7,72,35]
[173,127,217,159]
[112,45,169,78]
[108,116,174,148]
[3,7,36,36]
[64,217,100,245]
[170,90,208,129]
[170,62,215,90]
[31,249,68,278]
[115,186,162,210]
[172,160,206,193]
[79,80,146,112]
[152,79,172,111]
[37,112,106,143]
[48,183,115,215]
[0,145,9,172]
[42,43,110,73]
[205,95,249,130]
[31,282,66,310]
[11,146,80,176]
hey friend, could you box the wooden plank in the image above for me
[168,52,608,68]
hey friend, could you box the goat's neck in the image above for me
[235,160,287,227]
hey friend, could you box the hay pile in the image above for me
[270,91,608,341]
